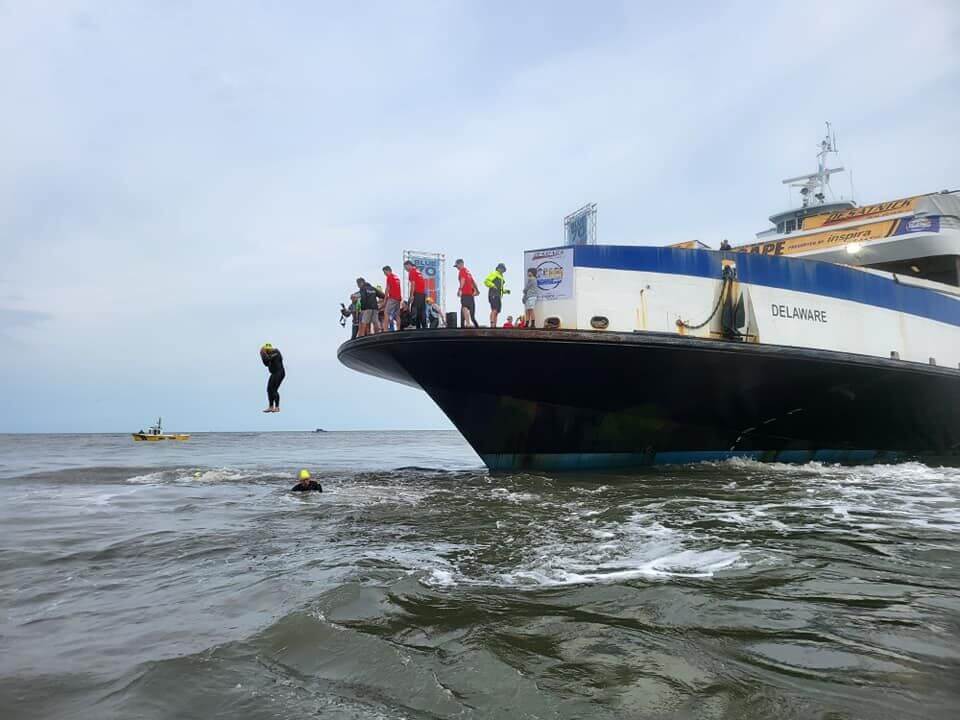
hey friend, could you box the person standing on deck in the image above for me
[454,258,480,329]
[260,343,285,413]
[522,267,539,328]
[355,278,385,337]
[373,285,386,333]
[349,294,361,339]
[382,265,402,331]
[404,260,427,330]
[484,263,509,327]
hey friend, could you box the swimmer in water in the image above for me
[291,469,322,492]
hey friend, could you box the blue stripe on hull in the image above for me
[482,449,905,472]
[566,245,960,328]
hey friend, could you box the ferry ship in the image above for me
[339,128,960,471]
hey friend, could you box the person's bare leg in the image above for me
[490,310,497,328]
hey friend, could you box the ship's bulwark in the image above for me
[338,330,960,471]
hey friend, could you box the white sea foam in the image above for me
[500,512,747,587]
[489,488,541,503]
[126,470,171,484]
[328,482,443,507]
[427,568,456,587]
[418,508,751,589]
[126,468,252,485]
[80,487,143,508]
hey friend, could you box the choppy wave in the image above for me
[3,440,960,719]
[126,467,256,484]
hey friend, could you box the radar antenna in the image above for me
[781,122,845,208]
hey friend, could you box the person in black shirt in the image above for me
[291,469,322,492]
[345,295,361,339]
[355,277,385,337]
[260,343,285,413]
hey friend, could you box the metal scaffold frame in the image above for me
[402,250,446,317]
[563,203,597,246]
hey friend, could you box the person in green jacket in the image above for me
[483,263,509,327]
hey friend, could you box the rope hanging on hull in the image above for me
[676,266,747,340]
[676,276,729,331]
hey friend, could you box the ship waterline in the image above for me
[338,329,960,471]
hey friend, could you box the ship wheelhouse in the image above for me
[740,125,960,288]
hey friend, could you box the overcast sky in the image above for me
[2,0,958,432]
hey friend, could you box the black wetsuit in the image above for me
[291,480,322,492]
[262,349,285,409]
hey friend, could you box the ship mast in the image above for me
[781,122,844,208]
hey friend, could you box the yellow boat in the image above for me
[132,418,190,442]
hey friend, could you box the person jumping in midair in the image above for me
[260,343,285,413]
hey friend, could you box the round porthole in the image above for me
[590,316,609,329]
[544,317,561,330]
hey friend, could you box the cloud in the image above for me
[0,307,51,329]
[0,0,957,431]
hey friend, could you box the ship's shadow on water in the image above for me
[2,436,960,720]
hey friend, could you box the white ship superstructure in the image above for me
[524,126,960,370]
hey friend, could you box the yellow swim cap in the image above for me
[261,343,273,350]
[298,469,311,480]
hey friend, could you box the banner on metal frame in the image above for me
[563,203,597,246]
[524,247,574,301]
[402,250,445,313]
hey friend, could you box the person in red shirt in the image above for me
[454,258,480,329]
[502,315,514,328]
[403,260,427,329]
[382,265,402,331]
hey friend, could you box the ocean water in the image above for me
[1,432,959,719]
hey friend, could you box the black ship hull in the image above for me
[338,329,960,471]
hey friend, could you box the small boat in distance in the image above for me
[132,418,190,442]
